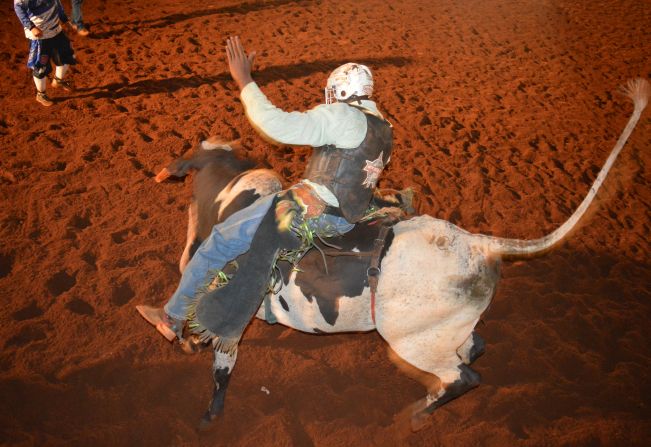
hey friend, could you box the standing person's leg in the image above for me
[137,194,276,341]
[70,0,89,36]
[28,40,54,106]
[51,64,73,91]
[49,32,77,92]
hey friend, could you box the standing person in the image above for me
[14,0,77,106]
[70,0,89,36]
[137,36,393,353]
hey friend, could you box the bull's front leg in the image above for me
[180,200,200,273]
[199,348,238,429]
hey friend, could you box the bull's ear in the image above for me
[223,139,243,152]
[201,136,232,151]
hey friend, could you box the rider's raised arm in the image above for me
[240,82,367,149]
[225,35,368,150]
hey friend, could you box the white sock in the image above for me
[55,65,69,80]
[33,76,47,93]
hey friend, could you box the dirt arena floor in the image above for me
[1,0,650,445]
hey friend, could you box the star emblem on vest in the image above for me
[362,152,384,188]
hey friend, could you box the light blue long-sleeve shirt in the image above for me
[240,82,386,205]
[14,0,67,40]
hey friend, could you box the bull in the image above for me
[148,79,648,429]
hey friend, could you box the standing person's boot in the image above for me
[52,76,74,92]
[51,65,73,92]
[36,91,53,106]
[136,305,185,342]
[70,0,90,37]
[71,24,90,36]
[34,75,53,106]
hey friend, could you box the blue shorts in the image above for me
[27,31,76,78]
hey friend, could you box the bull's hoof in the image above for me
[198,412,218,431]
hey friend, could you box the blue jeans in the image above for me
[71,0,85,28]
[164,193,354,320]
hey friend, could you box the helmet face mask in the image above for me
[324,85,337,104]
[325,63,373,104]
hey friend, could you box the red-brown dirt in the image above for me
[1,0,650,445]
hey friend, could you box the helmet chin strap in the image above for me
[344,95,370,105]
[325,85,370,105]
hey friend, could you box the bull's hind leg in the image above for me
[199,348,237,429]
[456,331,485,365]
[388,345,482,431]
[422,363,479,420]
[383,319,483,431]
[407,357,481,430]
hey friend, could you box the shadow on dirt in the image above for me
[92,0,315,39]
[64,56,413,101]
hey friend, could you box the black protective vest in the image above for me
[303,107,393,223]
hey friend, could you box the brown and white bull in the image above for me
[154,79,648,429]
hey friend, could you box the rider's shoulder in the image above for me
[314,101,374,117]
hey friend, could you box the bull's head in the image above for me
[155,137,243,183]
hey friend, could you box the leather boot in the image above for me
[136,305,184,342]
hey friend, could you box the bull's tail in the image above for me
[486,78,649,259]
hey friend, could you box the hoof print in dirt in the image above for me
[45,270,77,297]
[65,298,95,316]
[111,282,135,306]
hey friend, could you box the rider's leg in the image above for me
[136,194,275,341]
[193,194,302,352]
[308,212,355,236]
[140,189,354,342]
[165,194,276,320]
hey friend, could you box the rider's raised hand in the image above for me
[226,36,256,91]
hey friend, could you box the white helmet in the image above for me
[325,63,373,104]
